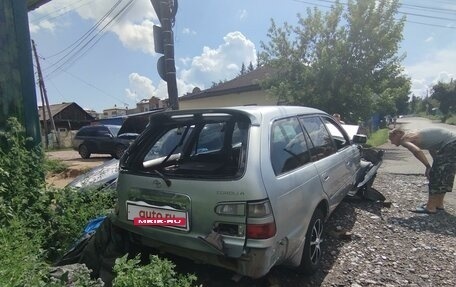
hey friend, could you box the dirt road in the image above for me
[46,150,111,187]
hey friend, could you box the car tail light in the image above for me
[247,200,273,217]
[246,222,276,239]
[246,200,276,239]
[215,203,245,216]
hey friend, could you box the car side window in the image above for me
[77,128,89,137]
[271,117,311,175]
[96,127,112,137]
[320,116,350,150]
[299,116,336,160]
[84,127,98,137]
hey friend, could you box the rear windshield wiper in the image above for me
[159,126,191,166]
[150,126,192,187]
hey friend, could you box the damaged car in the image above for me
[111,106,382,278]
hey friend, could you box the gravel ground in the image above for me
[170,173,456,287]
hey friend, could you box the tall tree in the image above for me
[239,63,246,75]
[248,61,255,72]
[431,80,456,116]
[259,0,410,122]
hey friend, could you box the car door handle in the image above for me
[322,173,330,182]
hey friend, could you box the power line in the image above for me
[63,70,130,107]
[44,0,124,61]
[44,0,136,78]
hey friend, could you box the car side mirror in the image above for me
[352,134,367,144]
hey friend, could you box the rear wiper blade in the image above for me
[160,126,191,166]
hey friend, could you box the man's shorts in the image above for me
[429,140,456,194]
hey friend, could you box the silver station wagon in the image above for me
[112,106,367,278]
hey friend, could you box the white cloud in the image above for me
[405,47,456,97]
[180,31,257,89]
[122,31,257,102]
[29,0,159,54]
[238,9,248,21]
[425,36,433,43]
[125,73,158,102]
[179,57,192,66]
[182,28,196,35]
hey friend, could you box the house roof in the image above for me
[38,102,93,121]
[179,66,273,101]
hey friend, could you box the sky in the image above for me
[28,0,456,113]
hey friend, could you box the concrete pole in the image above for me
[0,0,41,146]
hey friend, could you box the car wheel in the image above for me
[113,145,126,159]
[79,144,91,159]
[299,208,324,274]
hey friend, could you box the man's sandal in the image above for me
[421,203,444,211]
[411,206,437,214]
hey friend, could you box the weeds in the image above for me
[0,117,197,286]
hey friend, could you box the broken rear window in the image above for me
[125,113,250,179]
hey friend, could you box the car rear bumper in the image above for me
[112,217,283,278]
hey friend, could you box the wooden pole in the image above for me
[31,39,59,147]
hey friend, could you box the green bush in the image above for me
[0,118,45,224]
[0,118,197,286]
[366,128,389,147]
[0,219,51,287]
[113,254,197,287]
[42,187,116,261]
[445,114,456,125]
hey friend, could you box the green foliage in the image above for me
[0,220,51,287]
[0,118,196,286]
[43,157,69,175]
[430,80,456,117]
[0,219,102,287]
[259,0,410,122]
[41,187,116,261]
[113,254,197,287]
[444,114,456,125]
[366,128,389,147]
[0,117,45,225]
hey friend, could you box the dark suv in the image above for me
[72,125,133,159]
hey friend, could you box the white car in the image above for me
[109,106,374,277]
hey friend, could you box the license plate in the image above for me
[126,201,188,230]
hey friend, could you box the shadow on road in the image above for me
[387,212,456,238]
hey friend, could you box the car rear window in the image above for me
[107,125,120,136]
[123,113,250,179]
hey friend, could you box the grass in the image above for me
[43,157,69,175]
[366,128,389,147]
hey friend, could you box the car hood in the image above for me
[67,158,119,189]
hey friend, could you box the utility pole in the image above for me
[31,40,59,147]
[0,0,41,146]
[39,81,49,148]
[151,0,179,110]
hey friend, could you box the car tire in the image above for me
[113,145,126,159]
[298,208,324,275]
[79,144,91,159]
